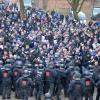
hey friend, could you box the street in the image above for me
[0,90,97,100]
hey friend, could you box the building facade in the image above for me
[1,0,100,19]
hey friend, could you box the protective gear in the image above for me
[3,64,12,69]
[12,66,22,98]
[47,62,54,69]
[15,60,23,66]
[73,71,81,80]
[24,60,32,68]
[1,68,12,99]
[43,68,55,96]
[16,75,33,100]
[34,69,44,100]
[54,68,63,100]
[0,60,3,65]
[6,58,14,65]
[96,76,100,100]
[0,66,3,94]
[67,79,84,100]
[83,72,95,100]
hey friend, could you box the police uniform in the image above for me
[1,66,12,99]
[16,75,33,100]
[67,73,84,100]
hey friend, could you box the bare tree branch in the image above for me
[67,0,72,6]
[67,0,85,20]
[77,0,85,13]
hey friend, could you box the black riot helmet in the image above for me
[0,60,3,65]
[6,58,14,64]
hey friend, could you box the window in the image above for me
[23,0,32,7]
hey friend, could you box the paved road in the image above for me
[0,91,69,100]
[0,90,97,100]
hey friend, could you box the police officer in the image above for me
[54,63,65,100]
[64,66,75,97]
[24,61,36,97]
[67,72,84,100]
[96,74,100,100]
[93,61,100,83]
[43,62,55,97]
[1,65,12,99]
[16,73,33,100]
[83,71,95,100]
[34,63,44,100]
[0,60,3,95]
[13,61,23,98]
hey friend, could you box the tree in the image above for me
[19,0,26,19]
[67,0,85,20]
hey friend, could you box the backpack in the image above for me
[85,79,91,87]
[45,71,50,77]
[75,81,82,89]
[3,72,8,78]
[14,71,18,76]
[21,80,27,86]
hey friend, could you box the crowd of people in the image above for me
[0,2,100,100]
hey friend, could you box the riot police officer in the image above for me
[64,66,75,97]
[23,61,36,97]
[13,63,23,98]
[83,71,95,100]
[54,63,65,100]
[43,62,55,97]
[67,72,84,100]
[1,65,12,99]
[16,73,33,100]
[0,60,3,95]
[34,64,44,100]
[96,75,100,100]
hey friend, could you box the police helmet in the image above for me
[15,55,21,60]
[6,58,14,64]
[74,66,80,72]
[25,60,31,66]
[0,60,3,65]
[83,70,92,78]
[48,62,54,69]
[73,72,81,80]
[15,60,23,66]
[4,64,11,68]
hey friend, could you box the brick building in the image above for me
[1,0,100,19]
[37,0,100,18]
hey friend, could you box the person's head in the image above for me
[73,71,81,80]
